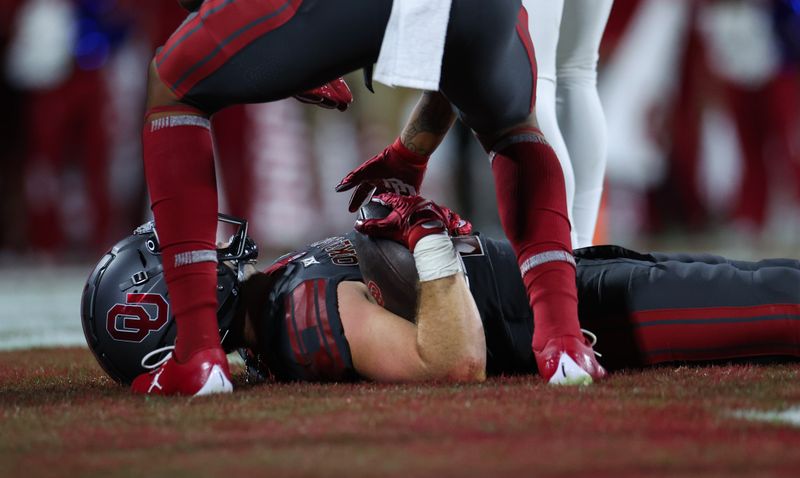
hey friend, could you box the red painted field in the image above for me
[2,348,800,477]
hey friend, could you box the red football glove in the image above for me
[336,138,429,212]
[355,193,470,251]
[294,77,353,112]
[440,205,473,236]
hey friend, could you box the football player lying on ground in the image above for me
[141,0,600,394]
[82,195,800,393]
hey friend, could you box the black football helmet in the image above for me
[81,214,258,385]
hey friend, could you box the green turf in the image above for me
[1,348,799,477]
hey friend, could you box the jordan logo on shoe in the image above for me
[148,368,165,394]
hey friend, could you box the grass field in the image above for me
[1,348,800,477]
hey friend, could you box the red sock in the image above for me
[143,105,220,363]
[490,128,582,351]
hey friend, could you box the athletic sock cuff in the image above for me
[520,250,576,277]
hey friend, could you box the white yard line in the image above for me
[0,266,89,350]
[732,407,800,427]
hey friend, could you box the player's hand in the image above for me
[293,77,353,112]
[336,139,429,212]
[440,205,473,236]
[356,193,469,251]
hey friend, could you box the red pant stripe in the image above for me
[633,304,800,363]
[634,304,800,325]
[156,0,230,68]
[515,5,537,112]
[157,0,302,99]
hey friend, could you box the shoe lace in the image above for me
[141,345,174,370]
[581,328,602,358]
[140,330,230,371]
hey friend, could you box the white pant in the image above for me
[525,0,613,248]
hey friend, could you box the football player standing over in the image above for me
[138,0,603,396]
[524,0,614,248]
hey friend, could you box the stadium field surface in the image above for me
[1,348,800,477]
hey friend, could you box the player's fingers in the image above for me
[335,167,364,192]
[348,183,377,212]
[355,213,397,236]
[354,218,384,236]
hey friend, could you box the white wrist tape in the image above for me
[413,233,464,282]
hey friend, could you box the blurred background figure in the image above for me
[6,0,127,257]
[525,0,615,248]
[601,0,800,251]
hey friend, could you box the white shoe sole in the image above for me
[194,365,234,396]
[548,353,593,386]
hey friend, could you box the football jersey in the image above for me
[255,233,540,380]
[257,233,362,382]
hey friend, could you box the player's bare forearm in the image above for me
[415,273,486,382]
[400,92,457,156]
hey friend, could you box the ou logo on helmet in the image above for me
[106,293,170,343]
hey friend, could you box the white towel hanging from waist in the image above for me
[374,0,454,91]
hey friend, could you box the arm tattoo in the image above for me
[401,92,456,155]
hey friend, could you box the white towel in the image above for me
[374,0,453,91]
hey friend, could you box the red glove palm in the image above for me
[294,77,353,112]
[355,194,472,251]
[336,138,429,212]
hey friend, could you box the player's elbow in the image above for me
[445,355,486,383]
[425,349,485,383]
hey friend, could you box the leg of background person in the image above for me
[77,69,112,253]
[212,105,252,220]
[556,0,614,248]
[524,0,577,248]
[726,82,769,232]
[0,71,26,251]
[667,18,708,229]
[24,85,71,254]
[767,69,800,214]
